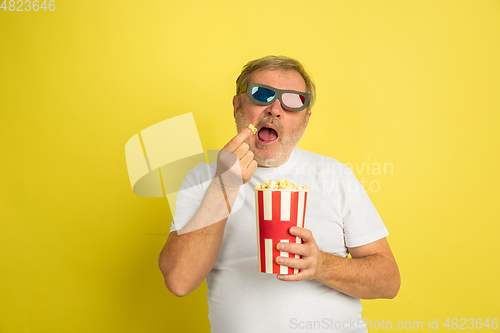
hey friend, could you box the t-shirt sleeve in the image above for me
[341,168,389,248]
[169,162,214,233]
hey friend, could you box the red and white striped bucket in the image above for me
[255,189,308,274]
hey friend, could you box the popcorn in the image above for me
[254,178,307,190]
[248,124,257,135]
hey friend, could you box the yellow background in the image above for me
[1,0,499,332]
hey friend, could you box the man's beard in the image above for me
[234,108,308,167]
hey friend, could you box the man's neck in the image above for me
[256,149,294,168]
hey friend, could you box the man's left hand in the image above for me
[275,227,327,281]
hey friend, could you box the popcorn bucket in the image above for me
[255,188,308,274]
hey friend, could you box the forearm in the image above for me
[159,128,257,296]
[159,219,227,297]
[158,178,238,296]
[316,251,400,299]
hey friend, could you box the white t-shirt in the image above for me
[170,148,389,333]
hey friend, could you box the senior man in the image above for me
[159,56,400,333]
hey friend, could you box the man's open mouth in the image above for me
[257,125,279,143]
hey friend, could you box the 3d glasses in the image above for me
[238,82,310,112]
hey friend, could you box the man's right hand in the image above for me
[159,128,258,297]
[215,127,257,187]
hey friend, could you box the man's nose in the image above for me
[266,99,283,118]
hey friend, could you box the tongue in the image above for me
[258,127,278,142]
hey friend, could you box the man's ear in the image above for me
[232,95,238,118]
[304,110,312,127]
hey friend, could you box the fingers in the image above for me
[277,272,307,281]
[289,227,314,243]
[274,228,321,282]
[233,141,250,159]
[275,256,307,269]
[248,159,257,174]
[275,255,309,282]
[240,150,257,184]
[215,150,239,179]
[222,127,253,152]
[239,149,254,166]
[277,242,309,256]
[216,126,257,186]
